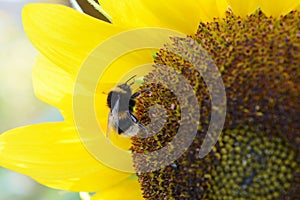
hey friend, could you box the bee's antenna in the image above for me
[125,75,137,86]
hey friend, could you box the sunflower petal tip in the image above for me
[22,3,42,26]
[22,3,68,20]
[22,3,33,19]
[0,137,4,153]
[22,3,44,15]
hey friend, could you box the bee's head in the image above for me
[116,75,136,93]
[106,75,136,109]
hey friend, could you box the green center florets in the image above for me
[209,127,297,200]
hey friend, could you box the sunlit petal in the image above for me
[22,3,123,75]
[259,0,300,17]
[227,0,259,17]
[0,122,131,191]
[99,0,228,34]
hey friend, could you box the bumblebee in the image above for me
[106,75,148,137]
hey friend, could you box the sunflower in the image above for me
[0,0,299,200]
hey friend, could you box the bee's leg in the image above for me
[127,112,148,138]
[131,87,150,99]
[138,123,149,139]
[138,123,148,132]
[129,87,150,113]
[128,112,139,123]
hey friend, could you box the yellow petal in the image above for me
[22,3,123,75]
[32,55,73,118]
[91,178,143,200]
[227,0,259,17]
[25,4,158,123]
[33,49,153,126]
[0,122,131,192]
[259,0,300,17]
[197,0,229,22]
[99,0,228,34]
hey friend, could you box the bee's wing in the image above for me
[106,95,120,139]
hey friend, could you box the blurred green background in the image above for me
[0,0,80,199]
